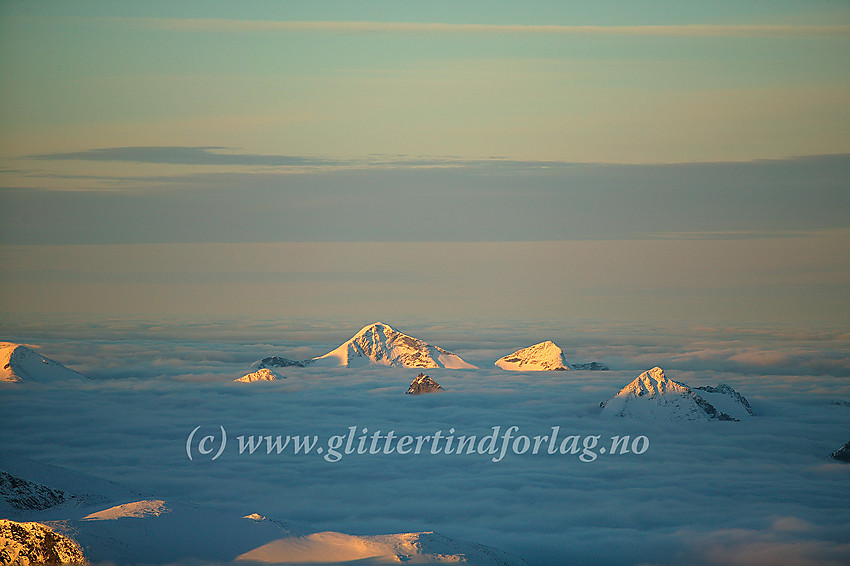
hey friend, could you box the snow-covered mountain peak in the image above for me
[308,322,477,369]
[495,340,570,371]
[1,342,88,383]
[601,367,753,422]
[355,321,393,336]
[618,366,691,397]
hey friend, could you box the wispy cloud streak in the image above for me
[30,146,343,167]
[116,18,850,38]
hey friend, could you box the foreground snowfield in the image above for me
[1,318,849,565]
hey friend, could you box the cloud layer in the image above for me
[1,319,849,565]
[4,154,849,244]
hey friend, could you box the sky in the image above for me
[0,1,848,323]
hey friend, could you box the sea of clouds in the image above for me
[1,316,849,565]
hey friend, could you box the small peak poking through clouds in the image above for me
[601,367,753,421]
[0,342,88,383]
[495,340,570,371]
[235,368,282,383]
[406,373,444,395]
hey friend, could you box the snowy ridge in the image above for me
[238,530,529,565]
[0,343,88,383]
[495,340,570,371]
[83,499,168,520]
[235,368,282,383]
[601,367,753,422]
[693,384,755,418]
[308,322,477,369]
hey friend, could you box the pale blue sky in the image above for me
[2,0,848,163]
[0,1,848,322]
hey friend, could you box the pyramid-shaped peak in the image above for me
[645,366,665,377]
[355,322,396,335]
[601,367,753,421]
[308,323,477,369]
[619,367,690,397]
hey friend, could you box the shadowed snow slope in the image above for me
[0,456,135,517]
[494,340,570,371]
[309,322,477,369]
[0,343,87,383]
[0,455,528,565]
[600,367,753,421]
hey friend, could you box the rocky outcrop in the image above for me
[570,362,609,371]
[254,356,306,369]
[406,373,444,395]
[0,520,85,565]
[829,441,850,463]
[0,472,66,512]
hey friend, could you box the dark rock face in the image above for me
[694,384,755,416]
[406,373,444,395]
[256,356,306,369]
[692,395,738,421]
[829,441,850,463]
[570,362,609,371]
[0,472,66,512]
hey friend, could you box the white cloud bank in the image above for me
[1,319,849,564]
